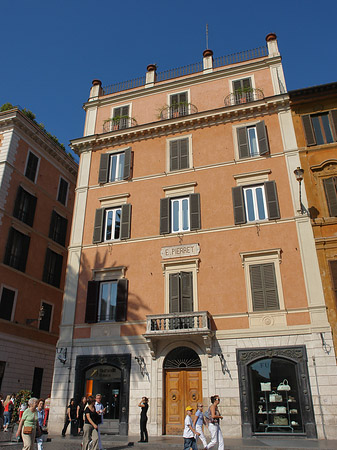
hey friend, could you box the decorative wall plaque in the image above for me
[161,243,200,259]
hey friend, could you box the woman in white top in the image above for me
[193,403,208,448]
[204,395,224,450]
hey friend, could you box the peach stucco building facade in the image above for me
[0,108,77,397]
[50,36,337,439]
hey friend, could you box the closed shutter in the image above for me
[180,271,193,312]
[265,181,280,220]
[169,273,180,313]
[19,233,30,272]
[237,127,249,159]
[250,263,279,311]
[120,204,131,240]
[98,154,109,184]
[170,140,179,171]
[123,148,132,180]
[232,186,246,224]
[256,120,270,155]
[189,193,201,231]
[329,260,337,302]
[330,110,337,140]
[93,208,104,243]
[85,281,100,323]
[323,177,337,217]
[180,138,189,169]
[302,115,316,146]
[160,198,170,234]
[115,278,128,321]
[27,194,37,227]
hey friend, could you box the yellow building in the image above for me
[49,36,337,439]
[290,82,337,355]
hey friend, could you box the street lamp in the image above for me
[294,167,304,214]
[26,305,45,325]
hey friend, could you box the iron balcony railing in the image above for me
[102,117,138,133]
[159,103,198,120]
[101,46,268,96]
[224,88,264,107]
[145,311,212,335]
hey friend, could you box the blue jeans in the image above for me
[184,437,198,450]
[4,412,11,427]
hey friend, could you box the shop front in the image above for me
[237,346,317,438]
[74,354,131,435]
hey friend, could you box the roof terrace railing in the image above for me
[101,45,268,96]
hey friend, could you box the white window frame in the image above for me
[243,184,268,222]
[161,259,199,314]
[39,300,54,332]
[166,134,193,173]
[24,150,40,184]
[171,196,190,233]
[111,103,132,130]
[98,280,118,322]
[228,75,256,106]
[167,89,191,118]
[0,284,18,322]
[108,152,125,182]
[240,249,286,328]
[57,176,69,206]
[232,119,263,161]
[104,207,122,241]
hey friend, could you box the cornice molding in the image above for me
[71,93,289,154]
[0,109,78,177]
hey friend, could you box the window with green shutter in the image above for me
[323,177,337,217]
[249,263,279,311]
[169,138,190,171]
[93,204,131,243]
[160,194,201,234]
[169,271,194,329]
[302,111,337,146]
[98,148,132,184]
[237,121,270,159]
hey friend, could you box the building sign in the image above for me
[161,243,200,259]
[86,365,120,380]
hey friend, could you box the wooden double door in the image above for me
[165,369,202,435]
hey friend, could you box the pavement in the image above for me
[1,433,337,450]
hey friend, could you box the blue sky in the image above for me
[1,0,336,161]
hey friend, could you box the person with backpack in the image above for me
[193,403,207,449]
[203,395,224,450]
[183,406,199,450]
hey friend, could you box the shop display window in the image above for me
[248,357,304,433]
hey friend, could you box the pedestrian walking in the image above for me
[183,406,199,450]
[138,396,149,443]
[61,398,77,436]
[203,395,224,450]
[16,397,41,450]
[36,399,46,450]
[193,403,208,449]
[82,395,100,450]
[3,395,14,431]
[94,394,106,450]
[77,396,87,435]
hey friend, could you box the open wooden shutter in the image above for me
[93,208,104,243]
[180,272,193,312]
[250,263,279,311]
[256,120,270,155]
[120,204,131,240]
[160,198,170,234]
[302,115,316,146]
[169,273,180,313]
[189,193,201,231]
[98,153,109,183]
[265,181,280,220]
[85,281,100,323]
[123,148,132,180]
[237,127,249,159]
[329,110,337,140]
[232,186,246,224]
[170,140,179,171]
[115,278,128,321]
[323,177,337,217]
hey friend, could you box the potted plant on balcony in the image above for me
[103,115,137,132]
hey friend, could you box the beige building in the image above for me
[50,35,337,439]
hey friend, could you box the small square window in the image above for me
[25,151,39,182]
[57,178,69,205]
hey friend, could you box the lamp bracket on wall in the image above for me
[135,356,149,380]
[217,352,232,379]
[57,347,68,364]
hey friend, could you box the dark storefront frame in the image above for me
[236,346,317,438]
[74,354,131,435]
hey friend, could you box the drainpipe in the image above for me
[312,356,327,439]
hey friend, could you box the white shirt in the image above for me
[183,414,194,438]
[95,401,104,424]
